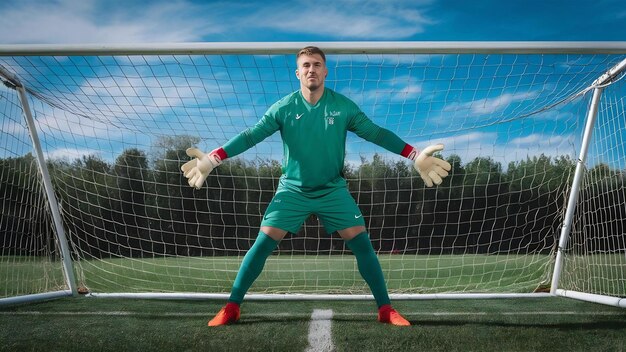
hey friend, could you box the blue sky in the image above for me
[0,0,625,170]
[0,0,625,44]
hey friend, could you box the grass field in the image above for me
[1,253,554,296]
[2,255,625,351]
[1,296,626,351]
[5,253,624,298]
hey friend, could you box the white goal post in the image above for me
[1,42,625,307]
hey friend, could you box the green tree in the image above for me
[152,135,202,255]
[114,148,150,256]
[1,154,56,256]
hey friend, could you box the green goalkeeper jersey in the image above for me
[222,88,408,195]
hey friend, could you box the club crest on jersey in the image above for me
[325,111,339,126]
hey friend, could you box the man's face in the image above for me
[296,53,327,91]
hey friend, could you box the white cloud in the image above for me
[341,74,424,106]
[45,147,99,161]
[0,0,435,44]
[530,109,576,121]
[1,120,27,137]
[0,0,220,44]
[397,130,577,170]
[33,105,113,139]
[444,91,538,115]
[252,0,434,39]
[510,134,573,149]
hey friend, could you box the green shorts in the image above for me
[260,186,365,234]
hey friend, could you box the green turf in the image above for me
[3,253,552,295]
[0,257,67,296]
[1,297,625,352]
[6,253,625,300]
[4,253,624,304]
[3,254,625,351]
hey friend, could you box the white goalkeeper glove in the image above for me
[181,148,222,189]
[409,144,451,187]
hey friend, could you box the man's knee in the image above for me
[338,226,367,240]
[260,226,288,241]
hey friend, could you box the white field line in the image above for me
[305,309,334,352]
[0,311,623,317]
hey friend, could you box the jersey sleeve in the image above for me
[347,104,410,156]
[222,108,281,158]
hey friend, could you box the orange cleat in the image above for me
[208,302,241,327]
[378,304,411,326]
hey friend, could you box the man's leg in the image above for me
[229,228,285,304]
[339,227,411,326]
[209,189,310,326]
[208,227,285,326]
[341,228,391,308]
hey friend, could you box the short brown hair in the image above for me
[297,46,326,63]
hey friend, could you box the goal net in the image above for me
[1,43,625,305]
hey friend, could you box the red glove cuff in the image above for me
[400,144,418,159]
[210,147,228,161]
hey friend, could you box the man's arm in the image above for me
[181,112,280,189]
[348,111,451,187]
[348,111,415,158]
[221,113,280,159]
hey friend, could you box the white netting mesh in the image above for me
[0,48,624,299]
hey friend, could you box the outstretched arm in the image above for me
[349,112,451,187]
[182,112,280,189]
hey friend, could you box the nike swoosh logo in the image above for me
[354,214,363,219]
[295,113,303,120]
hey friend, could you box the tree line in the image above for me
[2,135,625,259]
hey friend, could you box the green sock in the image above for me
[228,231,278,304]
[346,232,391,308]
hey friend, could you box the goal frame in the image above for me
[1,41,626,307]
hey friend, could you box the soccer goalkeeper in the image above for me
[182,46,451,327]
